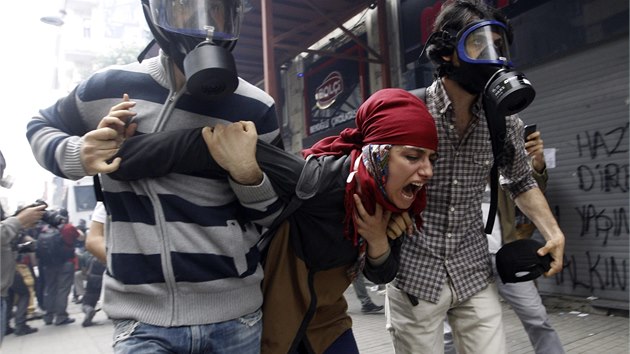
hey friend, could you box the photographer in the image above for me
[1,201,45,342]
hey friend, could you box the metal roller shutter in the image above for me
[519,36,629,303]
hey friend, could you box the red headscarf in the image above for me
[302,88,438,244]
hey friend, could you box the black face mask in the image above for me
[183,43,239,101]
[154,31,239,101]
[141,1,240,101]
[445,60,535,117]
[444,59,497,95]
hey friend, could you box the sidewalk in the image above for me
[2,288,628,354]
[347,286,629,354]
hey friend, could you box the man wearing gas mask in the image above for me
[27,0,282,352]
[385,1,566,353]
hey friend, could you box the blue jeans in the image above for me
[493,256,565,354]
[323,328,359,354]
[112,309,263,354]
[351,273,371,306]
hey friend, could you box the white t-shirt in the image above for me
[482,184,502,254]
[91,201,106,224]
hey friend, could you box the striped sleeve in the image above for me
[229,174,283,228]
[26,85,89,180]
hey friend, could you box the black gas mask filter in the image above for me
[141,0,242,101]
[182,39,238,101]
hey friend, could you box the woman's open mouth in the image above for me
[402,182,423,200]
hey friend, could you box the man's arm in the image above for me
[85,202,106,263]
[86,221,106,263]
[504,120,564,276]
[108,123,304,229]
[517,129,563,275]
[1,217,21,248]
[27,88,136,180]
[110,126,304,203]
[514,189,565,277]
[0,205,46,247]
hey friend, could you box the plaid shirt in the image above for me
[394,79,538,303]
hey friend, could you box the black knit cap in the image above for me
[495,239,552,283]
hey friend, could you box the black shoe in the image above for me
[14,325,38,336]
[5,326,14,335]
[82,305,96,327]
[55,317,76,326]
[26,311,44,321]
[361,302,384,314]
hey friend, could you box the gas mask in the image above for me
[439,20,535,116]
[142,0,244,100]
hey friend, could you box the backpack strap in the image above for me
[482,98,507,234]
[93,175,109,214]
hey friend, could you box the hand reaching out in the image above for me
[16,204,46,229]
[81,94,138,175]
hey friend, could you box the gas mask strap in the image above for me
[418,30,454,63]
[483,96,507,234]
[137,39,157,63]
[486,165,499,234]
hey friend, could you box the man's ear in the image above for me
[443,50,460,65]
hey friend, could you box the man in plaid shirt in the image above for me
[385,1,565,353]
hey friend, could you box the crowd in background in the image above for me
[1,188,105,344]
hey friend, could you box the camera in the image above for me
[14,199,66,227]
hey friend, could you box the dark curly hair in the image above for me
[424,0,513,77]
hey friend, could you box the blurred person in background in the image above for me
[37,209,82,326]
[0,150,45,342]
[81,201,107,327]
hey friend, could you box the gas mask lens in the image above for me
[150,0,244,41]
[457,20,511,66]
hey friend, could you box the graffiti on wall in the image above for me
[555,122,629,292]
